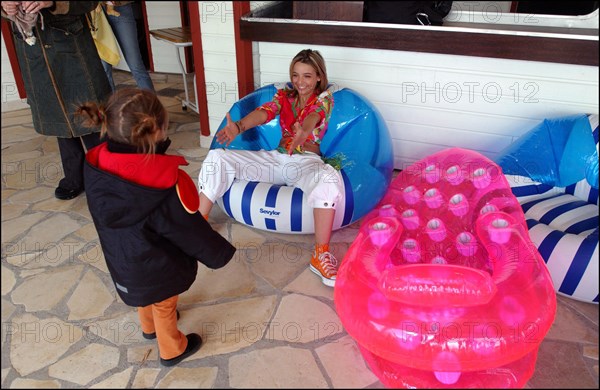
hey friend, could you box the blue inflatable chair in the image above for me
[495,114,599,303]
[209,83,394,234]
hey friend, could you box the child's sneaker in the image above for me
[310,249,338,287]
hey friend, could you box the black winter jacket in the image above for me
[84,141,236,307]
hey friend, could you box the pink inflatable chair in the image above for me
[334,148,557,388]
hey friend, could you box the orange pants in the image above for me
[137,295,187,359]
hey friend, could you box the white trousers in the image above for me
[198,149,344,209]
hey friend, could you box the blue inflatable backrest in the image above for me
[496,114,598,188]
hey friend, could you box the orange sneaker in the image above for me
[310,246,338,287]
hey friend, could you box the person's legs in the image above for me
[151,295,187,360]
[287,154,344,286]
[137,304,155,336]
[198,149,285,217]
[310,208,338,287]
[102,59,116,92]
[56,133,101,199]
[56,136,86,197]
[107,3,154,91]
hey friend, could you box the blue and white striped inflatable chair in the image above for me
[209,83,394,234]
[496,114,599,304]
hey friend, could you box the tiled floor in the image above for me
[1,70,598,388]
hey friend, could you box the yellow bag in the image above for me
[87,4,121,66]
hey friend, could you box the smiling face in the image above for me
[291,61,320,101]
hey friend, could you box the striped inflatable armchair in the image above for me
[496,114,599,304]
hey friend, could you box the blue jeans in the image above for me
[103,3,154,92]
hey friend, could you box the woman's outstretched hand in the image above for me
[286,122,309,155]
[216,113,240,146]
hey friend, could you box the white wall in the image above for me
[1,30,28,112]
[197,1,239,142]
[251,42,598,170]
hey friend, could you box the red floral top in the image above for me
[257,85,334,145]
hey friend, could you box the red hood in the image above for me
[86,142,188,189]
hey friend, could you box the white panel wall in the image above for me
[198,1,238,139]
[254,42,599,170]
[1,31,28,111]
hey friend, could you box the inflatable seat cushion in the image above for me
[521,193,599,236]
[526,219,598,301]
[565,174,599,206]
[504,174,566,204]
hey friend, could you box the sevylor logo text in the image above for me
[260,208,281,216]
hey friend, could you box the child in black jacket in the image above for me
[78,87,236,366]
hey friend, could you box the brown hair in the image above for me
[76,88,168,155]
[288,49,329,95]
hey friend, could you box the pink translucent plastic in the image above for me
[334,148,557,388]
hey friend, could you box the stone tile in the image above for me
[11,213,84,256]
[0,199,28,221]
[2,155,63,189]
[169,126,201,148]
[557,295,599,326]
[77,240,109,274]
[89,367,133,388]
[583,345,599,360]
[1,189,18,201]
[316,335,380,388]
[48,343,120,386]
[245,240,311,289]
[285,268,335,300]
[1,299,16,349]
[269,294,343,344]
[182,296,278,360]
[83,310,145,345]
[4,252,37,269]
[229,346,328,388]
[41,137,59,154]
[528,339,597,388]
[127,344,158,365]
[67,270,115,320]
[5,186,52,206]
[10,313,84,376]
[19,241,84,269]
[1,108,30,118]
[73,223,100,241]
[1,212,47,250]
[11,265,84,312]
[546,298,599,345]
[9,378,61,388]
[178,146,208,161]
[230,223,267,246]
[1,150,43,164]
[32,193,92,218]
[1,265,16,295]
[132,368,161,388]
[155,367,218,388]
[179,257,256,305]
[0,125,40,142]
[0,134,44,155]
[1,368,10,387]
